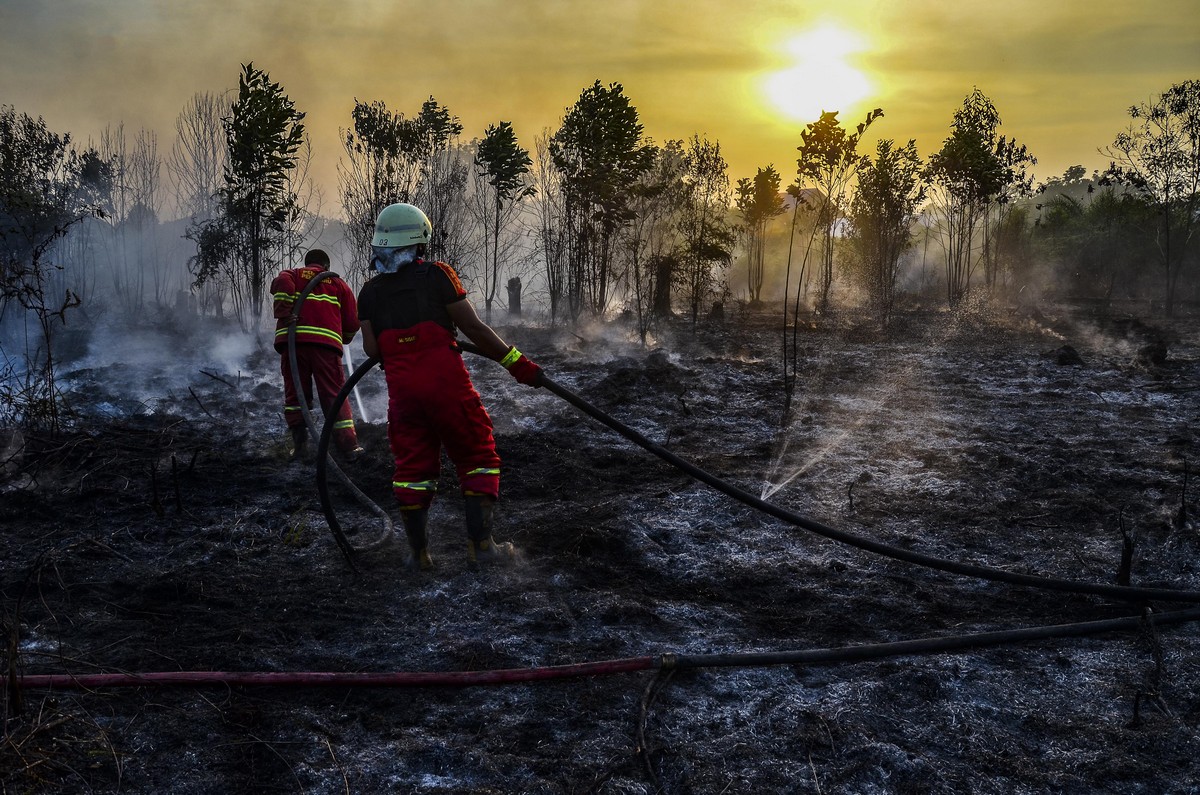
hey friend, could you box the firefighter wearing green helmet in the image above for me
[357,203,543,569]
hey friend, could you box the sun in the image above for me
[764,24,872,123]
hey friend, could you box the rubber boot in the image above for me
[401,508,433,570]
[289,426,308,462]
[465,495,517,565]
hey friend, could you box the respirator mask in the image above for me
[372,245,419,274]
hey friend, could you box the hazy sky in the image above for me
[2,0,1196,219]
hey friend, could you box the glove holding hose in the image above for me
[501,346,543,387]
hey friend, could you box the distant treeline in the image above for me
[1,69,1197,427]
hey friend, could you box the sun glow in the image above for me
[764,24,872,123]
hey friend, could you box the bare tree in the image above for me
[276,135,325,273]
[169,92,230,316]
[169,92,229,222]
[531,129,568,323]
[619,139,684,344]
[99,124,166,314]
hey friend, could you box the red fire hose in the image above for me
[16,607,1200,691]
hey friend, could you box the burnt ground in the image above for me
[2,301,1200,794]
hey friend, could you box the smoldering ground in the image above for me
[2,302,1200,794]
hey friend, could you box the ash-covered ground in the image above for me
[3,301,1199,794]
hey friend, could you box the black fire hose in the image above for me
[286,271,392,566]
[317,355,394,563]
[316,341,1200,605]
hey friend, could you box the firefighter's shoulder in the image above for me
[431,261,466,295]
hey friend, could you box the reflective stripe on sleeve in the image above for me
[499,347,522,368]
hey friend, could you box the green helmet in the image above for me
[372,203,432,248]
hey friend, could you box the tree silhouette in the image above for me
[340,97,465,273]
[1102,79,1200,316]
[188,63,305,328]
[474,120,533,321]
[847,139,926,329]
[0,106,109,430]
[795,109,882,314]
[551,80,654,319]
[678,134,736,326]
[735,165,785,303]
[925,89,1032,305]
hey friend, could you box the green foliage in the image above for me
[476,121,533,204]
[796,109,883,207]
[551,81,654,225]
[551,81,655,318]
[474,121,534,318]
[847,139,926,328]
[926,89,1004,204]
[340,96,465,271]
[1,107,108,309]
[678,134,736,325]
[736,165,785,302]
[0,106,108,432]
[187,63,305,329]
[1034,187,1154,300]
[223,63,306,210]
[925,88,1035,303]
[619,139,688,339]
[1102,79,1200,315]
[795,108,882,313]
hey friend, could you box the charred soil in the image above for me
[3,302,1200,794]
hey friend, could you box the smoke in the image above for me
[51,316,269,422]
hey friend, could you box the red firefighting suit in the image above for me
[356,260,501,510]
[271,264,360,453]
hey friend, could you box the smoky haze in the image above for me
[1,0,1196,203]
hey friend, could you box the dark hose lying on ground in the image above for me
[286,271,391,565]
[17,342,1200,695]
[320,340,1200,605]
[17,606,1200,690]
[524,363,1200,605]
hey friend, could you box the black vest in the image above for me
[364,261,455,334]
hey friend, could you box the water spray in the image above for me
[318,340,1200,605]
[341,342,369,424]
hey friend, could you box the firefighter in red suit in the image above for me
[357,203,542,568]
[271,249,364,462]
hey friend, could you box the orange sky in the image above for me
[2,0,1196,219]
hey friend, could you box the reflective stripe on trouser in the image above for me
[280,344,358,453]
[381,322,501,509]
[392,480,438,509]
